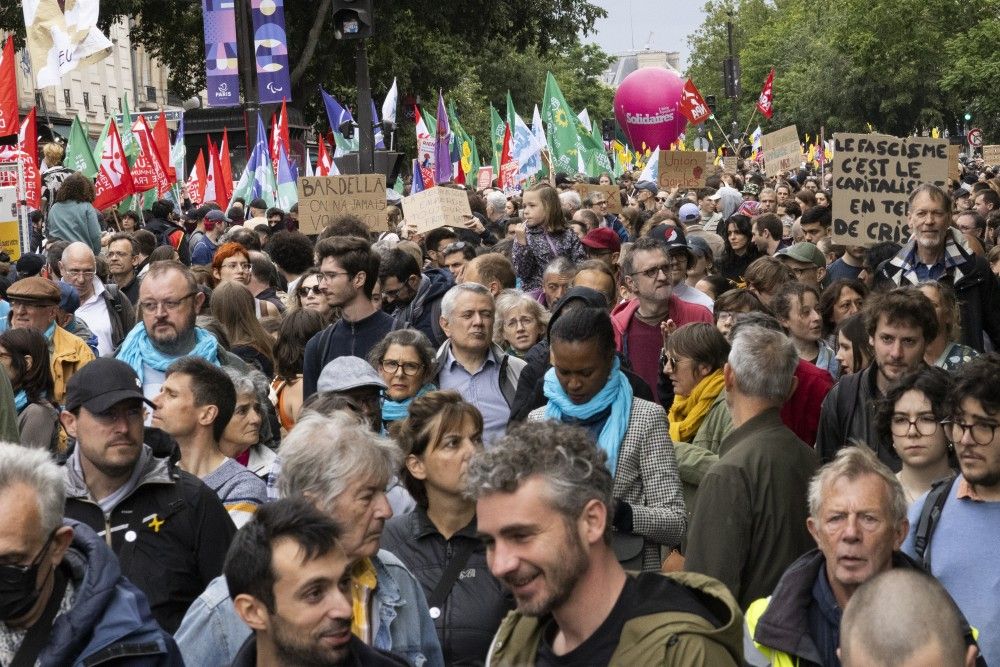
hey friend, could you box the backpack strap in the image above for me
[913,474,957,571]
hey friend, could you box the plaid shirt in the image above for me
[885,228,971,287]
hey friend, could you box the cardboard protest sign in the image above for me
[761,125,801,177]
[573,183,622,213]
[947,144,960,183]
[0,186,20,261]
[657,150,709,189]
[402,186,474,235]
[476,166,494,190]
[983,145,1000,167]
[831,133,948,247]
[296,174,386,235]
[722,156,738,172]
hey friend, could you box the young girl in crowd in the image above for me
[511,184,585,291]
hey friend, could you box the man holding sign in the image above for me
[874,183,1000,352]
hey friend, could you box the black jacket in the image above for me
[815,364,900,471]
[381,509,512,666]
[230,633,410,667]
[144,217,191,265]
[101,283,137,350]
[63,445,236,634]
[390,269,454,348]
[302,309,395,399]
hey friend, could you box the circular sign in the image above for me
[967,128,983,148]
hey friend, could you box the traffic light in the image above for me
[705,95,717,114]
[964,112,972,121]
[332,0,373,40]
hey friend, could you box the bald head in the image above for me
[840,569,977,667]
[60,241,98,301]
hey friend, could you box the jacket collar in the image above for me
[886,228,973,286]
[719,407,785,451]
[408,506,478,540]
[64,444,175,501]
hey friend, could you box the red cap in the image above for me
[581,227,621,252]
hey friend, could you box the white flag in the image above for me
[638,147,659,183]
[381,77,398,125]
[577,108,592,132]
[22,0,112,89]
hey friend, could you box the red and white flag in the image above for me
[316,136,333,176]
[756,68,775,119]
[93,120,134,210]
[219,128,233,196]
[186,151,207,204]
[19,109,40,209]
[679,79,712,125]
[498,123,519,193]
[131,116,170,195]
[0,36,16,136]
[151,110,175,183]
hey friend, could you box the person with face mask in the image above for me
[0,442,182,665]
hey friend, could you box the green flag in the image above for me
[448,100,475,184]
[505,92,516,131]
[489,104,505,173]
[576,119,612,177]
[92,117,111,166]
[119,96,139,166]
[541,72,581,174]
[64,116,99,178]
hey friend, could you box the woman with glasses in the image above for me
[287,267,335,322]
[367,329,437,431]
[210,241,280,318]
[270,309,325,433]
[717,214,762,281]
[876,366,955,506]
[493,290,548,357]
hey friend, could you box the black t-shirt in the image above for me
[535,576,636,667]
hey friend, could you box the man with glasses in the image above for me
[903,353,1000,666]
[106,233,142,304]
[776,241,827,289]
[60,242,135,356]
[7,276,94,404]
[302,237,393,399]
[380,248,453,348]
[116,260,249,402]
[584,192,630,241]
[612,237,713,408]
[875,183,1000,352]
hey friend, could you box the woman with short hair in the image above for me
[493,290,548,356]
[367,329,437,431]
[46,172,102,253]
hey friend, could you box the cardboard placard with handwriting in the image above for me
[296,174,386,235]
[761,125,801,177]
[722,156,738,172]
[947,144,961,183]
[982,145,1000,167]
[573,183,622,213]
[657,151,709,189]
[831,133,947,247]
[402,186,474,234]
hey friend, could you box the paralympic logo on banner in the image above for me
[252,0,292,104]
[202,0,241,107]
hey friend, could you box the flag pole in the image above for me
[738,108,759,152]
[710,115,739,154]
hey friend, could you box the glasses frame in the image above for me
[380,359,424,377]
[942,419,999,446]
[889,414,941,438]
[139,292,197,314]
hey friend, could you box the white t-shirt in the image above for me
[76,279,113,356]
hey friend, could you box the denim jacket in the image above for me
[175,549,444,667]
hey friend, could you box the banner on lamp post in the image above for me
[251,0,292,103]
[202,0,241,107]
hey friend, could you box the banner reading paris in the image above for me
[251,0,292,103]
[202,0,241,107]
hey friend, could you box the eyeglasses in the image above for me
[505,316,537,329]
[139,292,196,313]
[0,529,55,571]
[221,262,250,271]
[593,200,608,206]
[382,284,410,299]
[630,262,676,279]
[9,300,53,310]
[319,270,350,283]
[788,266,819,278]
[890,414,940,437]
[656,197,668,203]
[442,241,471,255]
[297,285,324,297]
[716,311,737,324]
[380,359,424,376]
[942,419,999,446]
[63,268,96,279]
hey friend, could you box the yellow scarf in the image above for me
[669,369,725,443]
[350,558,378,643]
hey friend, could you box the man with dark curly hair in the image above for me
[267,231,315,295]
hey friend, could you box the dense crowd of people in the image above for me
[0,140,997,665]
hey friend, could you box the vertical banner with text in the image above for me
[202,0,241,107]
[252,0,292,103]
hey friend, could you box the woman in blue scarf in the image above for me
[527,306,686,571]
[0,329,61,451]
[368,329,437,430]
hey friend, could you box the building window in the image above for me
[146,86,157,103]
[83,92,90,110]
[102,95,108,113]
[63,89,71,108]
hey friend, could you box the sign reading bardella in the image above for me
[296,175,386,235]
[831,133,948,247]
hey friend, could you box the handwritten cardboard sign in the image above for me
[402,186,474,234]
[573,183,622,213]
[982,145,1000,167]
[722,156,738,172]
[296,174,386,235]
[831,133,948,247]
[657,150,709,189]
[761,125,801,177]
[947,144,961,183]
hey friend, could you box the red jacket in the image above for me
[783,359,834,447]
[610,296,714,351]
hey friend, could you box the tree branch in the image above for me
[290,0,333,88]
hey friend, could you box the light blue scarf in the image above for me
[13,390,27,413]
[543,357,633,475]
[43,321,56,341]
[381,384,436,424]
[116,322,220,383]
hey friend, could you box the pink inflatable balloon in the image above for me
[614,68,688,151]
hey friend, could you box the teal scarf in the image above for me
[382,384,436,424]
[543,357,633,475]
[13,390,27,413]
[43,321,56,341]
[116,322,220,383]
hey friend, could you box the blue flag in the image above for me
[411,159,424,194]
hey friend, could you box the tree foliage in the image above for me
[685,0,1000,142]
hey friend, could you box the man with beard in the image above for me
[471,420,743,665]
[115,260,248,403]
[226,498,408,667]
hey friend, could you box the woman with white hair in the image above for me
[493,289,548,357]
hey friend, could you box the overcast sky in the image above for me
[584,0,707,71]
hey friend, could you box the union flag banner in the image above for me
[679,79,712,125]
[94,120,135,210]
[756,68,775,119]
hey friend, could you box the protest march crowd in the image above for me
[0,135,997,667]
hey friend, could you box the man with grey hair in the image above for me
[685,325,819,610]
[744,446,982,667]
[558,189,582,218]
[434,282,524,443]
[176,411,444,667]
[60,241,135,356]
[839,570,980,667]
[484,190,509,232]
[473,421,743,665]
[0,442,182,663]
[533,256,577,311]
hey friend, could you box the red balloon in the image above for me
[614,68,688,151]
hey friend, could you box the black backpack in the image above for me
[911,474,957,570]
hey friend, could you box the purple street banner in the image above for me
[202,0,241,107]
[252,0,292,103]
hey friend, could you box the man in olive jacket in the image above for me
[471,421,743,666]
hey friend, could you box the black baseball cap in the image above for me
[64,358,155,413]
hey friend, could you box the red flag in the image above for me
[18,109,40,209]
[316,136,332,176]
[130,116,170,195]
[278,99,291,155]
[0,36,16,137]
[94,120,135,210]
[679,79,712,125]
[219,128,233,198]
[204,137,220,205]
[270,113,281,178]
[151,110,175,183]
[756,68,775,119]
[186,151,207,204]
[498,123,518,192]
